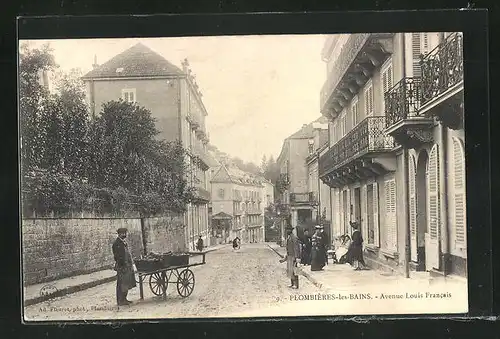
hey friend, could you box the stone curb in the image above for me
[24,274,117,307]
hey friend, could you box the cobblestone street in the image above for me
[24,244,321,321]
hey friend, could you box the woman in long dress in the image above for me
[310,226,326,271]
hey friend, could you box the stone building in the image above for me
[81,43,212,250]
[318,33,466,278]
[276,117,329,242]
[210,164,267,243]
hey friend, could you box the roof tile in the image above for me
[82,42,183,79]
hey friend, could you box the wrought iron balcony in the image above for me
[419,33,464,130]
[385,77,421,127]
[420,33,463,107]
[319,116,395,185]
[234,206,243,215]
[320,33,394,118]
[384,77,434,147]
[290,192,317,206]
[247,206,262,215]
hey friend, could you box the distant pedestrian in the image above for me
[196,235,204,252]
[233,237,241,250]
[112,228,136,306]
[279,225,300,289]
[311,225,326,271]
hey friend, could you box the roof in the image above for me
[210,164,264,186]
[82,43,183,79]
[287,116,328,139]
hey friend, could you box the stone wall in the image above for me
[142,214,187,254]
[22,212,186,286]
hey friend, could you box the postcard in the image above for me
[19,31,468,321]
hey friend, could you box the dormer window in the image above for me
[122,88,136,103]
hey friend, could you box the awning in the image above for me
[211,212,233,220]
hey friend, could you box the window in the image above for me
[452,137,466,250]
[364,82,374,116]
[122,88,136,103]
[384,179,397,252]
[412,33,430,77]
[218,188,225,199]
[352,98,360,126]
[308,139,314,155]
[340,112,347,137]
[381,59,393,113]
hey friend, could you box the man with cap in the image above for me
[311,225,326,271]
[279,224,301,288]
[112,228,136,306]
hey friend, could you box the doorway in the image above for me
[416,150,429,271]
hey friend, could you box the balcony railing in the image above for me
[247,206,262,214]
[234,207,243,215]
[385,77,422,128]
[319,116,394,175]
[420,33,463,106]
[320,34,371,110]
[290,192,317,205]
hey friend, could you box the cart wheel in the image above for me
[149,272,167,296]
[176,269,195,298]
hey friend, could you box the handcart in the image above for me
[134,251,207,300]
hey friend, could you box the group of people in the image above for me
[299,226,329,271]
[278,221,367,290]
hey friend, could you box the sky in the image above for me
[23,35,329,164]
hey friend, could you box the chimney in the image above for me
[92,55,99,69]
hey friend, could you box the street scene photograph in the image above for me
[19,32,468,321]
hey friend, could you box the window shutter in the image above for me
[423,33,430,54]
[130,91,135,103]
[452,137,466,250]
[428,144,440,241]
[368,85,373,115]
[373,182,380,247]
[384,179,397,252]
[346,189,351,235]
[335,189,341,236]
[409,155,418,261]
[412,33,422,77]
[361,185,368,243]
[355,101,360,126]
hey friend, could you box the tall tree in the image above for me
[19,43,57,174]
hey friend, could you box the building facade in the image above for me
[318,33,466,277]
[81,43,212,250]
[210,165,267,243]
[276,118,328,242]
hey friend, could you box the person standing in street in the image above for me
[279,225,301,288]
[300,229,312,266]
[347,221,367,270]
[112,228,136,306]
[196,235,204,252]
[311,225,326,271]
